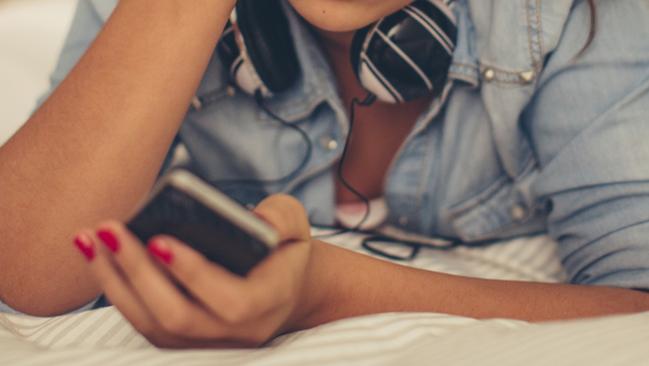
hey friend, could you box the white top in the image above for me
[335,197,388,230]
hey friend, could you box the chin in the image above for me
[287,0,412,32]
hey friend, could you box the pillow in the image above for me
[0,0,76,145]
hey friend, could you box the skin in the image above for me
[0,0,236,315]
[287,0,411,31]
[315,29,431,202]
[0,0,648,348]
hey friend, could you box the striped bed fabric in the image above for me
[2,233,648,365]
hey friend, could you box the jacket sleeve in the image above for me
[528,0,649,289]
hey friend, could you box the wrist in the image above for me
[283,240,338,333]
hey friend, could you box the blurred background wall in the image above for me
[0,0,76,145]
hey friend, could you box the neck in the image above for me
[316,29,355,53]
[314,28,432,109]
[313,29,431,203]
[315,29,369,104]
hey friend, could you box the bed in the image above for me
[2,233,649,365]
[2,1,649,365]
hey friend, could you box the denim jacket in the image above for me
[31,0,649,291]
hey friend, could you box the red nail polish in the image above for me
[97,229,120,253]
[148,240,173,265]
[74,235,95,261]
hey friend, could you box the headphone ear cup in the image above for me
[217,19,269,97]
[351,26,400,103]
[351,0,458,104]
[350,27,368,83]
[229,0,300,96]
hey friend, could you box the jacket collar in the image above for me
[261,1,340,123]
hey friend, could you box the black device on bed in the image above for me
[127,169,280,276]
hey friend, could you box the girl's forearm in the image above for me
[0,0,235,316]
[292,241,649,330]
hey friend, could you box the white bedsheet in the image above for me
[2,234,648,365]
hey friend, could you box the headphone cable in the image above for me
[212,89,377,240]
[212,90,313,188]
[315,93,376,239]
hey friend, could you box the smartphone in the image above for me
[127,169,280,276]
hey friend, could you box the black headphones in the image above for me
[218,0,457,104]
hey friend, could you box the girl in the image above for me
[1,0,649,348]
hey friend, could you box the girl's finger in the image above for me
[253,194,311,244]
[74,231,160,338]
[150,234,308,338]
[94,222,227,338]
[76,232,254,348]
[147,236,258,324]
[142,194,310,323]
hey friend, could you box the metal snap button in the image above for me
[511,204,527,221]
[226,86,236,97]
[190,96,203,111]
[483,68,496,82]
[519,70,536,83]
[321,137,338,151]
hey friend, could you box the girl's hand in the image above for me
[73,194,313,348]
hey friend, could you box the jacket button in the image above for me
[510,204,527,221]
[399,216,409,226]
[226,86,236,97]
[321,138,338,151]
[519,70,536,83]
[191,96,203,111]
[483,68,496,82]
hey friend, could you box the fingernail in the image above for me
[148,239,173,265]
[97,229,120,253]
[74,234,95,261]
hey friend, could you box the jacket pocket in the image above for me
[447,161,546,242]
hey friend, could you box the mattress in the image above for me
[2,233,648,365]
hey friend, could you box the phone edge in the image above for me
[166,169,281,249]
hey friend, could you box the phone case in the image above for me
[127,170,279,276]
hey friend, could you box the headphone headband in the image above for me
[219,0,457,104]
